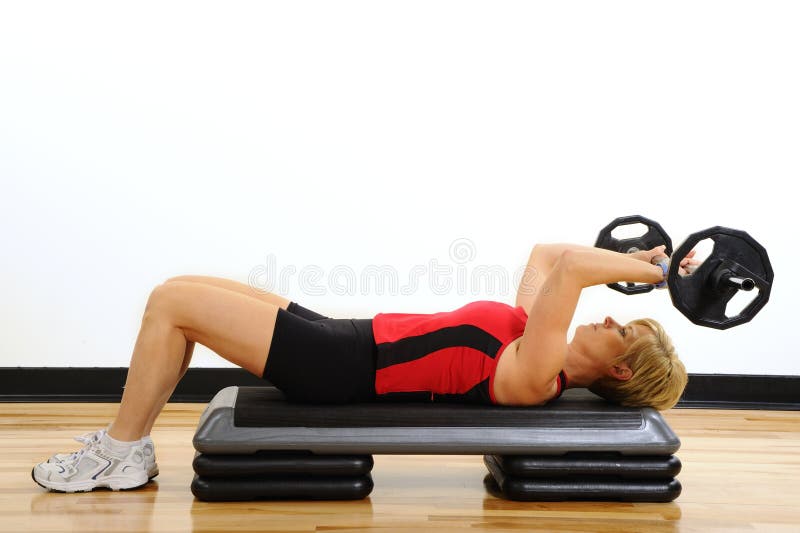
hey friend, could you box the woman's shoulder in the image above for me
[493,342,562,406]
[495,375,561,406]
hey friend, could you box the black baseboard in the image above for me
[678,374,799,410]
[0,368,797,410]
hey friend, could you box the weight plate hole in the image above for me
[610,222,650,240]
[676,237,716,277]
[726,288,761,319]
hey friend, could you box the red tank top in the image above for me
[372,300,568,405]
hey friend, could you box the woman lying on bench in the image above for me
[32,243,694,493]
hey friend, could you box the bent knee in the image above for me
[145,281,187,314]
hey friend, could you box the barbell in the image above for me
[594,215,774,330]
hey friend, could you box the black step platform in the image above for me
[191,473,374,502]
[491,452,682,479]
[483,454,682,502]
[191,386,682,502]
[193,450,374,477]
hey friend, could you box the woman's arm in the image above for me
[515,243,664,312]
[513,248,664,395]
[565,248,665,288]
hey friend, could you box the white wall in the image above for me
[1,1,796,374]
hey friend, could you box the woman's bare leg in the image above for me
[139,340,194,438]
[138,276,292,436]
[165,275,293,308]
[108,281,285,441]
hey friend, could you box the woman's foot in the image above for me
[32,429,151,492]
[46,427,159,480]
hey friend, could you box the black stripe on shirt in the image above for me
[375,324,503,370]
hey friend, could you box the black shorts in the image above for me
[262,302,377,404]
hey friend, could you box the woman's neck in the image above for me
[562,343,602,389]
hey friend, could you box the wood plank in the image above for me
[0,404,797,532]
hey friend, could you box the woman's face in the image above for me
[574,316,648,365]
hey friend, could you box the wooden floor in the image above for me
[1,403,798,532]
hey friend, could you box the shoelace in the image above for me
[62,429,107,464]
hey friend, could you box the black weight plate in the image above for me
[668,227,773,329]
[595,215,673,295]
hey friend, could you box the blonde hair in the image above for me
[588,318,687,411]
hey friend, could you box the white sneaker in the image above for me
[47,428,159,480]
[32,430,150,492]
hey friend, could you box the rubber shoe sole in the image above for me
[31,465,149,493]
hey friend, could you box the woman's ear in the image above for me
[609,363,632,381]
